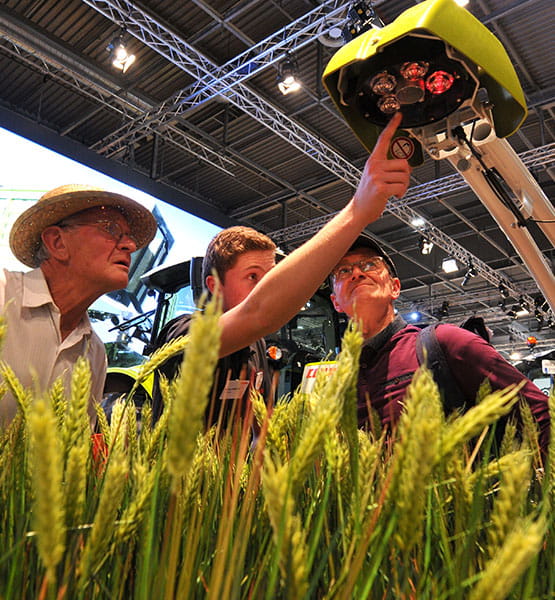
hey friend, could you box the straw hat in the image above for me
[9,184,158,267]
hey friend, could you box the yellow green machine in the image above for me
[322,0,526,166]
[321,0,555,315]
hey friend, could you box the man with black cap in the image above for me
[1,184,157,424]
[329,236,550,450]
[151,113,413,424]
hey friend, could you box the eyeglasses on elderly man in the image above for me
[331,256,391,281]
[57,219,138,246]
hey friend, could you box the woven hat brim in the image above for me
[9,190,157,268]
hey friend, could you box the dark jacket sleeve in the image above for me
[437,324,550,451]
[150,315,192,422]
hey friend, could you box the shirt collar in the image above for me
[21,268,94,336]
[21,268,54,308]
[363,315,407,354]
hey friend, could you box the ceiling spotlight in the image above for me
[506,305,518,319]
[498,283,510,298]
[441,257,458,273]
[461,262,477,286]
[411,216,426,228]
[437,300,450,320]
[418,236,434,255]
[508,303,528,319]
[517,295,530,317]
[277,55,301,95]
[107,31,136,73]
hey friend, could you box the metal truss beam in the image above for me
[82,0,555,319]
[0,19,336,211]
[269,143,555,318]
[85,0,348,155]
[83,0,362,185]
[0,12,236,176]
[269,141,555,239]
[5,1,552,321]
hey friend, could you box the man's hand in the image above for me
[353,112,412,222]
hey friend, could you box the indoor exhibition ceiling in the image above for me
[1,0,554,359]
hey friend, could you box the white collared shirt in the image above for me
[0,268,106,425]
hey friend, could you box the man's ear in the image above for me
[390,277,401,300]
[330,292,343,313]
[205,274,216,294]
[41,226,69,261]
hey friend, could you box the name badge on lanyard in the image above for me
[219,379,249,400]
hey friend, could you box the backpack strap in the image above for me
[416,324,466,415]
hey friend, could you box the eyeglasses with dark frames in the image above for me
[331,256,388,281]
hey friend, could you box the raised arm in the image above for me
[218,112,411,357]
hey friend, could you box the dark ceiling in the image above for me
[1,0,554,359]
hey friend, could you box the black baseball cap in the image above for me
[343,235,398,278]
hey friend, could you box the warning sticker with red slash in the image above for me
[390,136,415,160]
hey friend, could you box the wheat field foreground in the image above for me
[0,302,554,600]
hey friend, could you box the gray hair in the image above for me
[34,240,51,265]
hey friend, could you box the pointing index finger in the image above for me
[372,112,403,159]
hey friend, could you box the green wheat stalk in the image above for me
[129,334,191,393]
[144,393,171,464]
[487,450,531,557]
[264,395,296,462]
[468,449,531,487]
[0,362,31,418]
[94,400,111,446]
[126,400,139,463]
[115,458,156,544]
[64,440,89,527]
[140,402,153,445]
[166,292,222,489]
[109,399,128,456]
[355,429,382,522]
[499,416,518,457]
[469,515,547,600]
[48,377,67,428]
[79,447,128,587]
[519,399,540,457]
[289,323,361,493]
[440,383,524,458]
[63,357,91,456]
[391,366,443,554]
[0,412,26,489]
[262,456,309,599]
[27,398,66,583]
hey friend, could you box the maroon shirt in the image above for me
[357,317,550,450]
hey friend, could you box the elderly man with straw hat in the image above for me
[0,184,157,425]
